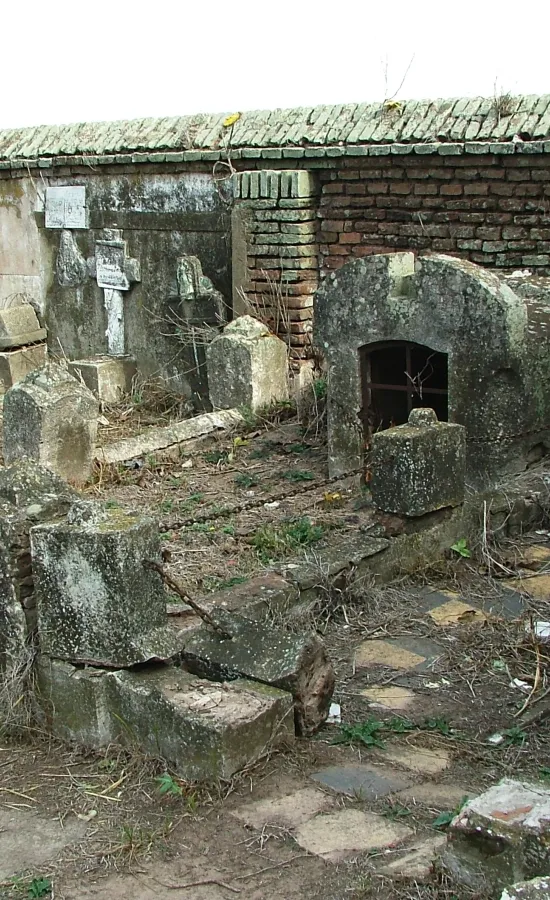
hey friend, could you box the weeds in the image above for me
[234,472,259,489]
[156,772,183,796]
[252,517,324,562]
[334,719,386,749]
[283,470,315,482]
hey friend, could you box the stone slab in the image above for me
[38,658,295,781]
[0,806,87,880]
[361,686,417,711]
[310,764,410,798]
[294,808,413,862]
[180,609,335,736]
[382,747,451,776]
[395,781,473,809]
[519,545,550,569]
[378,834,447,879]
[505,575,550,601]
[354,636,443,672]
[231,787,334,830]
[96,408,243,464]
[428,598,487,626]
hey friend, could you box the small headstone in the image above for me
[0,304,46,350]
[68,356,136,403]
[31,503,177,667]
[2,363,98,484]
[370,408,466,517]
[206,315,289,412]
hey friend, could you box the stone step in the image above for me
[37,658,294,781]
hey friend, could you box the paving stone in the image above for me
[485,588,526,619]
[505,574,550,601]
[395,781,473,809]
[294,808,413,862]
[361,686,417,711]
[382,747,451,776]
[428,598,487,626]
[231,787,334,830]
[518,545,550,569]
[378,834,447,879]
[0,806,87,880]
[354,637,442,672]
[310,764,410,798]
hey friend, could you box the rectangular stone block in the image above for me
[37,659,295,780]
[0,304,46,350]
[68,356,136,403]
[31,503,177,666]
[370,408,466,516]
[0,344,47,395]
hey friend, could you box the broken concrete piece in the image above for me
[501,877,550,899]
[68,356,136,403]
[37,658,294,781]
[179,609,335,735]
[96,408,243,464]
[0,344,47,395]
[370,408,466,517]
[0,303,46,350]
[31,504,177,666]
[438,778,550,894]
[2,363,98,484]
[377,834,447,879]
[206,315,289,412]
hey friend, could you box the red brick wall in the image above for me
[317,153,550,276]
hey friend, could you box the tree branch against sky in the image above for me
[1,0,548,128]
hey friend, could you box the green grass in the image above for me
[252,517,324,562]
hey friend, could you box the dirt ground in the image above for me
[1,394,550,900]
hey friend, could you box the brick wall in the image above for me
[317,153,550,276]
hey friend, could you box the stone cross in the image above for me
[92,230,140,356]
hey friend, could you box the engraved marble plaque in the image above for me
[45,186,87,229]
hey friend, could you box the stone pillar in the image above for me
[370,408,466,517]
[232,170,319,365]
[206,315,289,412]
[2,363,98,485]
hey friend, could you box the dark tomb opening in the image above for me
[360,341,448,443]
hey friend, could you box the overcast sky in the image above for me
[1,0,548,130]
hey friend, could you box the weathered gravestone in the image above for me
[0,303,47,396]
[2,363,98,484]
[207,315,289,412]
[370,408,466,517]
[30,501,178,667]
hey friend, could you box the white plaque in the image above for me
[95,241,130,291]
[45,186,87,229]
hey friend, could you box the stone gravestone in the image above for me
[2,363,98,485]
[0,303,47,396]
[370,408,466,517]
[206,315,289,412]
[31,501,178,667]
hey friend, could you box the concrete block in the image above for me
[37,659,294,780]
[206,316,289,412]
[2,363,98,484]
[0,304,46,350]
[438,779,550,894]
[68,356,136,403]
[371,408,466,517]
[180,610,335,736]
[31,503,177,666]
[0,344,47,395]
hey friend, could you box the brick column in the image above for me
[231,170,319,363]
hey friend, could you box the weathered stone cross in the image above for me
[93,229,140,356]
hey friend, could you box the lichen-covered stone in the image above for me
[180,610,335,736]
[37,658,295,780]
[3,363,98,484]
[437,779,550,895]
[370,408,466,516]
[30,504,177,666]
[206,315,289,412]
[0,345,47,395]
[0,303,46,350]
[501,877,550,899]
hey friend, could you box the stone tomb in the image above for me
[314,253,550,487]
[2,363,98,484]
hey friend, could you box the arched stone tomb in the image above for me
[314,253,550,486]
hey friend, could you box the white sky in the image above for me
[1,0,549,130]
